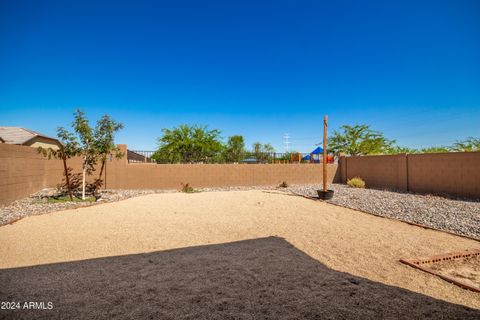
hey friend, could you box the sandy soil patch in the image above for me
[0,190,479,318]
[429,255,480,291]
[287,184,480,239]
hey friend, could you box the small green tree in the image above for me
[38,127,80,200]
[223,135,245,163]
[252,142,275,163]
[152,124,223,163]
[328,124,394,156]
[450,137,480,152]
[72,109,98,199]
[94,115,124,186]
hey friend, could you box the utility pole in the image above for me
[283,133,291,153]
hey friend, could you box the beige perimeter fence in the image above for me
[0,144,339,205]
[339,152,480,198]
[1,143,479,205]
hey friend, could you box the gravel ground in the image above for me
[285,184,480,240]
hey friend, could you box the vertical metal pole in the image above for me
[323,115,328,192]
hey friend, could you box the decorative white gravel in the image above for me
[285,184,480,240]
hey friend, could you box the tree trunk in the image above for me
[104,160,107,190]
[98,157,106,181]
[62,155,73,201]
[82,157,86,200]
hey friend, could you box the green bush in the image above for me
[347,177,366,188]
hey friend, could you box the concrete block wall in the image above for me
[0,144,64,205]
[0,144,339,205]
[407,152,480,198]
[340,152,480,198]
[111,163,339,190]
[4,142,477,205]
[342,154,408,191]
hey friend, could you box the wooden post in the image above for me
[323,115,328,192]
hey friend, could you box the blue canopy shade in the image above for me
[302,146,324,161]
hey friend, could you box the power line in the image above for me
[283,133,291,152]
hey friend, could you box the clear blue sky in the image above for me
[1,0,479,152]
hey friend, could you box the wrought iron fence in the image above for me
[127,150,335,164]
[127,150,156,163]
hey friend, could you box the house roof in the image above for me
[0,127,59,145]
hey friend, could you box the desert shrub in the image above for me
[347,177,366,188]
[180,182,198,193]
[278,181,288,188]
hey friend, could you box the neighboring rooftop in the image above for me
[0,127,60,147]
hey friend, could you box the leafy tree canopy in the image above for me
[251,142,275,163]
[328,124,394,156]
[38,127,81,160]
[385,146,449,154]
[223,135,246,163]
[93,114,124,181]
[94,115,124,160]
[384,145,418,154]
[451,137,480,152]
[419,146,450,153]
[152,124,223,163]
[385,137,480,154]
[72,109,97,173]
[351,132,479,155]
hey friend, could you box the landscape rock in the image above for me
[285,184,480,240]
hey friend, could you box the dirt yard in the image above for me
[0,190,479,319]
[429,255,480,291]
